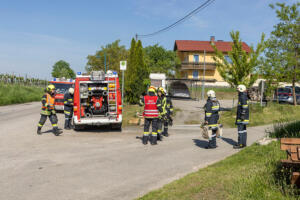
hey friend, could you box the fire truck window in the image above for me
[53,83,72,94]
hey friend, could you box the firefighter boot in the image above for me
[157,133,163,141]
[151,135,157,145]
[163,127,169,137]
[53,127,62,136]
[37,127,42,135]
[142,135,149,145]
[68,119,74,129]
[64,120,70,130]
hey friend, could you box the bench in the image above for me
[280,138,300,187]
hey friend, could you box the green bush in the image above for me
[0,83,44,106]
[269,121,300,138]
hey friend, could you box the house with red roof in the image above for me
[174,36,251,84]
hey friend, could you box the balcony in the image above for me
[181,61,217,70]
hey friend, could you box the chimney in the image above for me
[210,36,215,42]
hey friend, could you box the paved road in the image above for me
[0,100,269,200]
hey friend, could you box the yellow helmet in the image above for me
[157,87,165,95]
[47,84,55,92]
[148,86,156,93]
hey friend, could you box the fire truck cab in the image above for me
[49,78,74,111]
[73,70,122,130]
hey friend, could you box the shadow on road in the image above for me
[221,137,237,146]
[192,139,208,149]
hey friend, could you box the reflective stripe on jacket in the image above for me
[144,95,159,118]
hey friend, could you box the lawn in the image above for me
[122,103,143,126]
[190,87,237,100]
[220,103,300,128]
[0,83,44,106]
[138,120,300,200]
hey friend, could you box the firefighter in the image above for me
[204,90,220,149]
[157,87,166,141]
[233,84,250,149]
[157,87,173,139]
[64,87,74,130]
[139,86,159,145]
[37,84,62,136]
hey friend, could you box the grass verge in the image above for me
[122,103,142,126]
[220,103,300,128]
[138,141,299,200]
[0,83,44,106]
[190,87,237,100]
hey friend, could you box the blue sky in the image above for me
[0,0,296,79]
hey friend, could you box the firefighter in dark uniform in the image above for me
[234,84,250,149]
[164,92,173,137]
[157,87,166,141]
[37,84,62,136]
[204,90,220,149]
[64,87,74,130]
[139,86,159,145]
[157,87,173,139]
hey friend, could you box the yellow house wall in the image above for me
[177,51,226,81]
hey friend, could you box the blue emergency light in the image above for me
[69,79,73,82]
[113,71,117,75]
[77,72,82,75]
[53,78,56,81]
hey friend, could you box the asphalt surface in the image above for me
[0,100,269,200]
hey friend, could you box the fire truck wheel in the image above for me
[111,123,122,131]
[74,125,85,131]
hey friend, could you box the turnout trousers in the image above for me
[64,110,73,129]
[38,114,59,132]
[143,118,158,145]
[237,124,247,146]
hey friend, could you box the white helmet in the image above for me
[69,87,74,95]
[237,84,247,92]
[207,90,216,98]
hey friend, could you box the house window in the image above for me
[184,55,188,62]
[193,55,199,63]
[193,70,198,78]
[225,55,232,64]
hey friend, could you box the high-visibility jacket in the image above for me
[157,96,167,116]
[204,97,220,130]
[143,95,159,118]
[236,92,250,124]
[41,93,56,115]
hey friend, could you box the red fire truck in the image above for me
[49,78,74,111]
[73,70,122,130]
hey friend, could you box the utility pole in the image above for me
[201,50,206,100]
[104,52,107,73]
[135,34,138,41]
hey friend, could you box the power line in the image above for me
[136,0,215,39]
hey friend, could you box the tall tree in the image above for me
[125,39,150,104]
[125,38,137,103]
[212,31,265,88]
[143,44,181,77]
[86,40,128,74]
[51,60,75,79]
[136,40,150,96]
[262,2,300,105]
